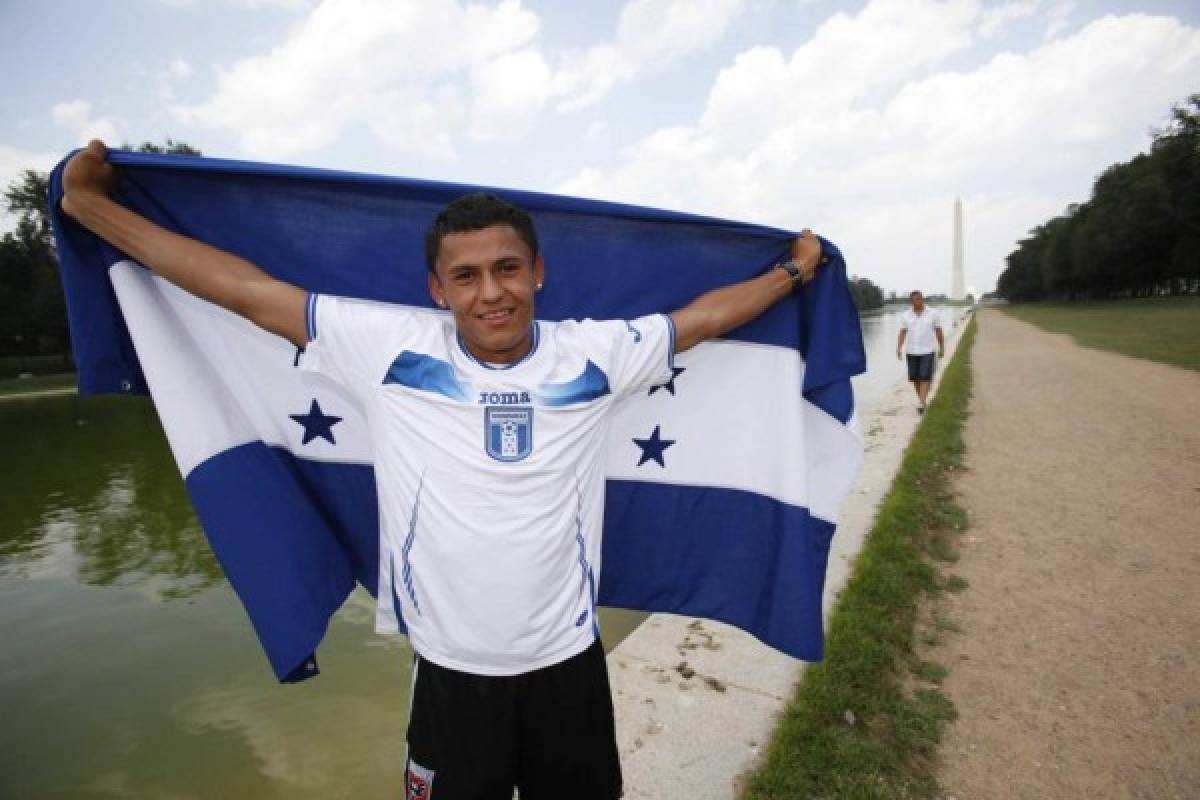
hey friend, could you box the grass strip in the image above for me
[744,315,977,800]
[1002,295,1200,372]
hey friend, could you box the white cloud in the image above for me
[51,100,122,144]
[1043,0,1074,39]
[0,145,58,188]
[583,120,610,143]
[469,49,553,141]
[226,0,314,8]
[552,0,745,111]
[155,57,196,102]
[465,49,554,141]
[155,0,314,8]
[979,0,1038,40]
[168,57,193,80]
[175,0,743,158]
[696,0,978,154]
[557,1,1200,294]
[174,0,542,159]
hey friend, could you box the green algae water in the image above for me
[0,394,644,798]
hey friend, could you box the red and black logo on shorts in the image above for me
[406,759,435,799]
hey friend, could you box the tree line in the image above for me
[997,94,1200,302]
[0,141,200,367]
[849,276,884,311]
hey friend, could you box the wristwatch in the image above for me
[777,259,806,286]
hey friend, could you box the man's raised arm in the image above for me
[670,229,823,354]
[60,140,309,349]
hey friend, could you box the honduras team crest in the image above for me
[484,407,534,462]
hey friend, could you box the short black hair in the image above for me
[424,192,539,273]
[910,290,923,298]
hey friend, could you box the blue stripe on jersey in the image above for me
[572,478,600,638]
[390,554,406,627]
[663,313,677,370]
[306,293,318,342]
[537,359,611,407]
[384,351,470,401]
[400,476,424,615]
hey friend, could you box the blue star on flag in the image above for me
[633,425,676,467]
[648,366,686,396]
[289,399,343,445]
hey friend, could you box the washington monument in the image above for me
[952,197,965,300]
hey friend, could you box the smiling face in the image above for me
[428,224,545,365]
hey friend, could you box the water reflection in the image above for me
[174,593,412,797]
[0,395,222,597]
[0,392,648,798]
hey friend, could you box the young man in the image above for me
[896,289,944,414]
[60,140,825,800]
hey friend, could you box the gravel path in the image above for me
[933,310,1200,799]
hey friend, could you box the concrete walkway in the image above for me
[607,311,973,799]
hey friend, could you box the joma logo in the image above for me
[478,391,531,405]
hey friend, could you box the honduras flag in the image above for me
[49,150,865,683]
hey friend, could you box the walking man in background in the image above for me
[896,289,943,414]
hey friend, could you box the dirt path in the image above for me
[932,310,1200,800]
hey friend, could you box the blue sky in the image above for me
[3,0,1198,294]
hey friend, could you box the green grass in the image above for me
[743,317,977,800]
[0,373,77,398]
[908,658,949,685]
[942,575,969,594]
[1002,295,1200,371]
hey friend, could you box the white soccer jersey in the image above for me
[301,294,675,675]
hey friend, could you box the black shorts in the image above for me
[907,353,936,381]
[404,638,622,800]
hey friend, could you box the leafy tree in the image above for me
[0,216,66,358]
[998,92,1200,301]
[0,140,201,368]
[126,139,203,156]
[848,275,885,311]
[1039,212,1078,300]
[1083,156,1175,296]
[998,223,1050,302]
[1153,94,1200,290]
[3,170,52,250]
[2,171,63,359]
